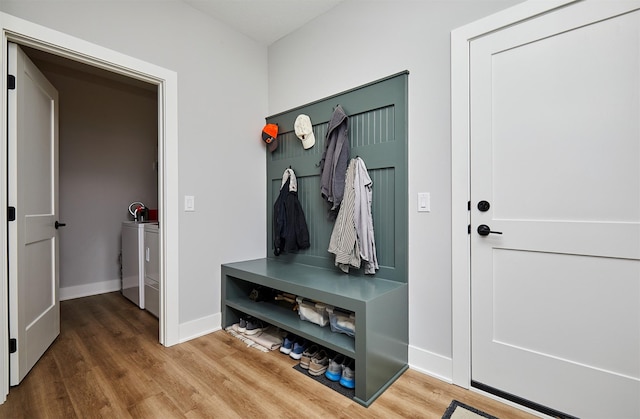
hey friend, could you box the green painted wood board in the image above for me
[265,72,408,283]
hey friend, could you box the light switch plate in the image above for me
[418,192,430,212]
[184,195,195,212]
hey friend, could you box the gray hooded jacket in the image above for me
[319,105,350,215]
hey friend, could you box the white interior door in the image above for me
[470,3,640,418]
[7,42,60,385]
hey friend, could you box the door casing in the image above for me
[0,12,180,403]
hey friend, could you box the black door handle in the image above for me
[477,224,502,236]
[55,221,66,229]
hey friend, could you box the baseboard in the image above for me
[408,344,453,383]
[60,279,121,301]
[179,312,221,343]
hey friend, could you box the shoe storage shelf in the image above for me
[221,258,408,407]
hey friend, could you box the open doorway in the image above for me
[22,47,158,310]
[21,45,160,325]
[23,46,159,295]
[1,12,180,403]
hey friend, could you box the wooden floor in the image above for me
[0,292,539,418]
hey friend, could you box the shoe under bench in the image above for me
[221,257,408,407]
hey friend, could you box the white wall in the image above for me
[0,1,269,327]
[32,59,158,299]
[268,0,523,378]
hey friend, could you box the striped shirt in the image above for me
[328,159,360,273]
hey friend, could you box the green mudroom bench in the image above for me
[221,258,408,407]
[223,72,410,407]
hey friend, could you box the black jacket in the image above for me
[273,178,310,256]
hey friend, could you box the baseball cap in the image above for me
[294,114,315,149]
[262,123,279,152]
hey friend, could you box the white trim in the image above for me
[0,11,180,403]
[449,0,579,388]
[0,25,8,408]
[408,345,453,384]
[59,280,121,301]
[178,313,221,343]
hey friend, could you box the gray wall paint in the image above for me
[268,0,523,359]
[0,1,269,324]
[34,60,158,291]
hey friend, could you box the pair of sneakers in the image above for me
[238,316,263,336]
[325,354,355,389]
[280,334,308,360]
[299,345,330,376]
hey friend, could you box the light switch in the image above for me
[184,195,195,212]
[418,192,430,212]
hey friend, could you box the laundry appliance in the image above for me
[144,223,160,317]
[121,221,145,308]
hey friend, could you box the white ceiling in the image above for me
[182,0,345,46]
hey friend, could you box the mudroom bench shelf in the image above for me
[221,257,408,407]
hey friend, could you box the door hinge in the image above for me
[467,201,471,211]
[7,206,16,222]
[468,224,471,234]
[9,338,16,354]
[7,75,16,90]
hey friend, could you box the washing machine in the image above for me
[121,222,145,308]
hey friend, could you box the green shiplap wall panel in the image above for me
[370,168,395,269]
[350,106,395,147]
[266,72,408,283]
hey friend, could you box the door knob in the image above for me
[54,221,66,229]
[477,224,502,236]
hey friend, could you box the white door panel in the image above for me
[486,250,639,377]
[8,43,60,385]
[470,2,640,418]
[24,239,55,325]
[489,11,640,224]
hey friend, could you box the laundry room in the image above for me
[22,47,160,321]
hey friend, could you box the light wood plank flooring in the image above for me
[0,292,539,418]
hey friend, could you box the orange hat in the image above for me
[262,123,278,152]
